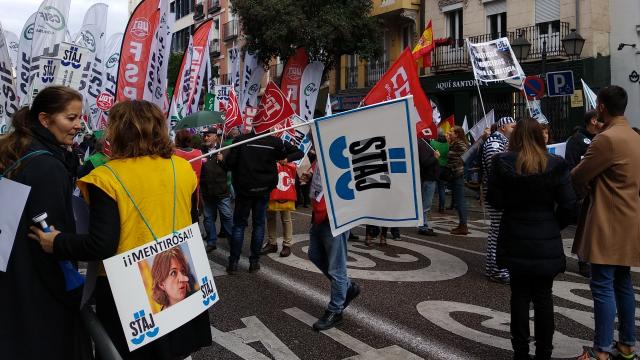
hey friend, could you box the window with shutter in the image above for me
[535,0,560,24]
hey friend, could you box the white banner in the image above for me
[529,99,548,124]
[0,23,19,123]
[547,142,567,158]
[49,42,91,89]
[93,32,123,130]
[467,37,523,83]
[28,0,72,103]
[468,109,495,141]
[581,79,597,111]
[241,65,264,113]
[239,51,259,111]
[169,36,193,127]
[311,97,423,236]
[74,3,108,119]
[16,12,36,106]
[144,0,172,112]
[229,47,240,93]
[299,61,324,121]
[103,223,218,351]
[213,85,231,111]
[4,31,18,72]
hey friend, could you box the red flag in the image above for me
[363,48,433,128]
[117,0,161,102]
[417,120,438,140]
[223,89,243,134]
[253,81,295,134]
[280,48,308,115]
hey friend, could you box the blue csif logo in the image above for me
[200,276,217,306]
[329,136,407,201]
[129,309,159,345]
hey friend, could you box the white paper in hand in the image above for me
[0,178,31,272]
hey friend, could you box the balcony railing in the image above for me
[365,60,388,87]
[346,66,358,89]
[432,40,468,72]
[193,3,204,20]
[515,21,570,59]
[223,20,239,41]
[210,39,220,57]
[207,0,221,13]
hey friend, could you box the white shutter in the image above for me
[535,0,560,23]
[485,0,506,16]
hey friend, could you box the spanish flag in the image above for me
[439,114,455,135]
[412,20,434,67]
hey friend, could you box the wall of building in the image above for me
[610,0,640,127]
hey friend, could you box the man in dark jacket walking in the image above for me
[200,149,233,253]
[225,132,303,273]
[417,136,440,236]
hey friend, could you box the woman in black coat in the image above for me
[0,86,88,359]
[487,118,576,360]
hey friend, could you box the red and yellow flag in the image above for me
[412,20,434,67]
[439,114,455,135]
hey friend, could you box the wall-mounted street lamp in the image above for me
[511,31,531,62]
[561,29,585,59]
[617,43,637,51]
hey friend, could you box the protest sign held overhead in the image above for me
[214,85,232,111]
[363,48,433,128]
[467,37,524,83]
[468,109,495,141]
[103,223,218,351]
[49,42,91,89]
[312,97,423,236]
[253,81,295,134]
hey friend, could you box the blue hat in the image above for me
[497,117,516,127]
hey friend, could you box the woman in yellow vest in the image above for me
[30,100,211,359]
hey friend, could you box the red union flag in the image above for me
[116,0,161,102]
[280,48,308,115]
[223,89,242,133]
[253,81,295,134]
[363,48,433,127]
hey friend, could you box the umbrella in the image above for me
[173,111,224,130]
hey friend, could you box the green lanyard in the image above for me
[1,150,53,179]
[103,157,177,241]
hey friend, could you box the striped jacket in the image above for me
[481,131,509,188]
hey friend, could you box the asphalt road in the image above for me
[187,196,639,360]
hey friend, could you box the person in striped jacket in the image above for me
[481,116,516,284]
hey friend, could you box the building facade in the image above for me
[609,0,640,128]
[421,0,611,141]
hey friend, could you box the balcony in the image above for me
[207,0,221,14]
[515,21,570,60]
[210,39,220,58]
[193,3,204,21]
[223,20,239,41]
[365,60,388,87]
[431,39,468,72]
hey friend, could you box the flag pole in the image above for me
[466,39,487,122]
[190,119,315,163]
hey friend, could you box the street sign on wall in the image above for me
[546,71,575,97]
[523,76,545,100]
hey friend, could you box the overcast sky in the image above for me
[0,0,129,39]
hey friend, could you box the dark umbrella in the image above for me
[173,111,224,130]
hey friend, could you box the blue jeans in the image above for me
[203,196,233,246]
[229,193,269,263]
[451,176,467,225]
[419,180,437,231]
[308,221,351,313]
[591,264,636,353]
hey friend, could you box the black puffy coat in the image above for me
[487,152,577,276]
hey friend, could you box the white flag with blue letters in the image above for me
[311,96,423,236]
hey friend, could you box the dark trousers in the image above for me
[509,272,555,360]
[229,193,269,263]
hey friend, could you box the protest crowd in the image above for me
[1,1,640,360]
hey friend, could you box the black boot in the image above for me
[312,310,343,331]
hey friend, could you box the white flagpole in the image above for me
[190,119,314,163]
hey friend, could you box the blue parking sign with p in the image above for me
[546,71,575,97]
